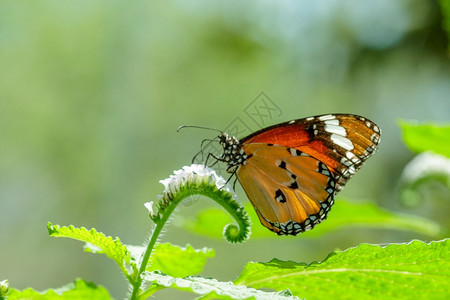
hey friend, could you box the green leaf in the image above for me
[47,222,132,276]
[6,279,111,300]
[399,120,450,158]
[141,271,299,300]
[127,243,215,278]
[181,199,441,239]
[235,239,450,300]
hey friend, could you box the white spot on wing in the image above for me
[348,165,356,175]
[370,133,379,143]
[331,134,354,150]
[324,119,339,126]
[340,157,352,166]
[321,169,330,176]
[346,151,356,159]
[325,124,347,136]
[318,114,335,121]
[346,151,361,164]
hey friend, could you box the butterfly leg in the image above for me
[232,174,239,190]
[223,169,237,188]
[205,152,222,168]
[192,138,217,164]
[212,170,237,191]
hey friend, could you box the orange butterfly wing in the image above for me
[237,144,334,234]
[235,114,380,235]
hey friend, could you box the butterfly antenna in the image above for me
[177,125,222,133]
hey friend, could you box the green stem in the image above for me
[130,202,177,300]
[130,181,251,299]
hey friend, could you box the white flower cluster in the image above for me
[160,164,237,197]
[145,164,238,217]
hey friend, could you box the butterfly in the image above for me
[192,114,381,235]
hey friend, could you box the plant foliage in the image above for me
[3,122,449,299]
[142,271,299,300]
[400,121,450,158]
[235,239,450,300]
[6,279,111,300]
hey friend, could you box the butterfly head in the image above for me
[218,133,248,173]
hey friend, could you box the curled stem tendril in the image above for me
[130,165,251,299]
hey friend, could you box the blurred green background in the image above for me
[0,1,449,299]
